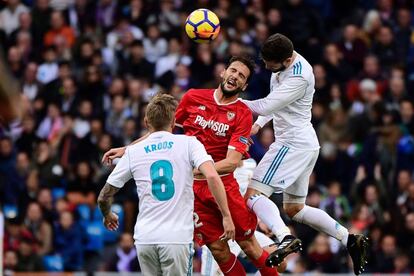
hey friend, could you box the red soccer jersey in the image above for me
[175,89,253,162]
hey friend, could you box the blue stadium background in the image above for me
[0,0,413,274]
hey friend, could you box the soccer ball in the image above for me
[185,9,220,43]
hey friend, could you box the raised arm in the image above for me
[251,115,273,135]
[102,91,191,165]
[242,76,307,116]
[102,91,193,165]
[101,132,150,165]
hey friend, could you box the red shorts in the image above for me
[193,174,257,246]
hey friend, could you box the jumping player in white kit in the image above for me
[241,33,369,275]
[97,94,235,276]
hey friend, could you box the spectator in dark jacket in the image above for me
[54,211,83,270]
[15,237,44,272]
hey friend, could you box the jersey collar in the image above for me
[148,131,172,138]
[213,89,240,106]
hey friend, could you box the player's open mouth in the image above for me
[227,79,237,88]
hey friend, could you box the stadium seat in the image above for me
[104,204,124,243]
[92,204,124,243]
[77,204,91,221]
[43,255,64,272]
[3,204,18,219]
[51,187,66,201]
[85,221,104,251]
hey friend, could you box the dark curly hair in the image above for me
[260,33,294,63]
[227,54,256,82]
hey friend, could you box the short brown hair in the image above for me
[145,93,178,130]
[228,55,256,81]
[260,33,294,63]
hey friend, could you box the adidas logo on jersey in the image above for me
[194,115,229,137]
[198,105,206,110]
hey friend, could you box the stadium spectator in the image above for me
[338,24,368,71]
[67,161,98,206]
[374,234,398,272]
[105,233,140,272]
[15,237,44,271]
[54,211,83,270]
[143,24,168,63]
[36,46,59,85]
[31,0,52,49]
[21,62,40,101]
[117,39,154,80]
[320,180,351,224]
[307,234,340,272]
[44,11,76,48]
[4,217,35,252]
[4,250,19,275]
[0,0,29,36]
[7,46,24,78]
[24,202,52,255]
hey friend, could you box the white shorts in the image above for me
[250,143,319,198]
[200,231,274,276]
[135,243,193,276]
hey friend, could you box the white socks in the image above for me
[246,195,350,246]
[292,205,349,246]
[247,194,291,242]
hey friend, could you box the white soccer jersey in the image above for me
[107,131,212,244]
[243,51,320,150]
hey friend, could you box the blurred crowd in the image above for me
[0,0,413,273]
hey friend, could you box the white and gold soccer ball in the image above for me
[185,9,220,43]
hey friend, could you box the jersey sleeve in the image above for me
[106,147,133,188]
[255,115,272,128]
[242,76,307,116]
[228,108,253,155]
[188,137,213,169]
[175,90,192,128]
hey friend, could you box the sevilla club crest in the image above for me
[227,111,235,121]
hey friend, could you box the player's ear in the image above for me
[242,83,248,91]
[285,57,293,66]
[144,117,149,129]
[171,118,176,129]
[220,69,225,78]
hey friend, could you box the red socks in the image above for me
[218,253,246,276]
[251,250,279,276]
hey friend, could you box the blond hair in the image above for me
[145,93,178,130]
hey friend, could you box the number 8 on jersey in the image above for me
[150,160,175,201]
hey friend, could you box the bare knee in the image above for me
[238,237,262,260]
[283,203,304,218]
[208,240,231,264]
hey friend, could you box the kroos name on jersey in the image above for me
[194,115,229,136]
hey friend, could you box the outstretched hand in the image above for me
[101,147,126,165]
